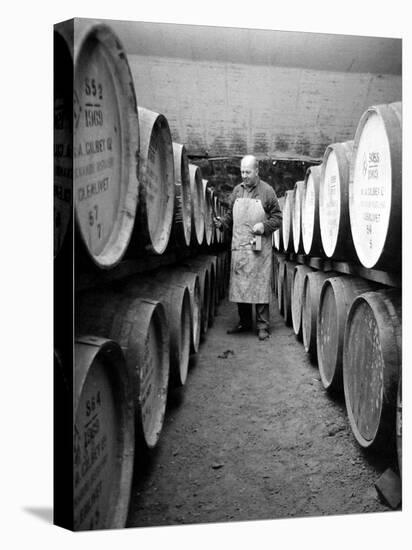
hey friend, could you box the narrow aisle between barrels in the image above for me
[127,296,389,527]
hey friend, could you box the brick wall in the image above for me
[127,54,401,159]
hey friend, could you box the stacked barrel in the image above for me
[273,102,402,471]
[54,21,231,531]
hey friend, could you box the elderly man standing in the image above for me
[214,155,282,341]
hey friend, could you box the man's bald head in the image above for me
[241,155,258,170]
[240,155,259,187]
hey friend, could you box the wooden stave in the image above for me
[343,289,401,451]
[276,257,286,315]
[155,267,202,354]
[133,107,175,255]
[282,190,294,252]
[172,142,192,247]
[76,292,169,450]
[123,277,192,388]
[349,102,402,271]
[316,276,379,392]
[202,254,218,320]
[189,164,205,246]
[291,265,315,339]
[302,164,324,256]
[282,261,296,326]
[74,336,135,530]
[180,259,210,337]
[319,141,356,261]
[302,271,337,358]
[217,251,229,300]
[292,181,305,254]
[183,256,217,329]
[73,24,140,269]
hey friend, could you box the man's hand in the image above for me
[213,217,223,230]
[252,222,264,235]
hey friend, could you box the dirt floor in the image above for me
[126,295,398,528]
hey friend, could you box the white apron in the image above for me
[228,197,273,303]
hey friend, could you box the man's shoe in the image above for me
[226,324,251,334]
[258,329,270,341]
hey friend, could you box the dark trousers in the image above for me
[237,303,270,331]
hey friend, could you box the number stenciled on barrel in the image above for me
[88,205,103,240]
[85,77,103,100]
[84,416,101,450]
[83,77,104,128]
[86,390,102,417]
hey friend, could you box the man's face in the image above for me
[241,159,258,186]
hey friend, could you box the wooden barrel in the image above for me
[124,278,192,387]
[282,190,294,252]
[349,102,402,271]
[74,336,135,530]
[302,164,323,256]
[180,259,210,336]
[396,373,402,476]
[276,256,286,315]
[76,293,169,449]
[155,268,202,354]
[319,141,355,260]
[54,30,73,259]
[73,24,139,269]
[131,107,175,255]
[343,290,401,451]
[201,254,218,319]
[291,265,314,339]
[189,164,205,246]
[282,261,296,326]
[183,256,216,328]
[292,181,305,253]
[302,270,336,358]
[172,142,192,247]
[202,179,214,246]
[317,276,379,392]
[206,255,218,319]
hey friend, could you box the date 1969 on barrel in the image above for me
[84,78,104,128]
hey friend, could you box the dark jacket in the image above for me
[221,178,282,236]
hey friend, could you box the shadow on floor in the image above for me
[23,506,53,524]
